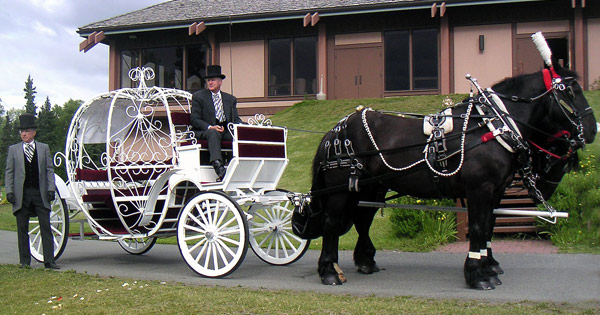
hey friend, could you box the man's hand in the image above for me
[208,125,224,133]
[47,191,55,202]
[6,193,15,204]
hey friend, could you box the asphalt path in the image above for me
[1,230,598,303]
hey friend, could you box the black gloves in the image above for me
[6,193,15,204]
[47,191,55,202]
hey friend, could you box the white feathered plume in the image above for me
[531,31,552,67]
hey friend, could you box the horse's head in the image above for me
[543,61,596,148]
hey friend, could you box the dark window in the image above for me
[141,46,183,89]
[385,29,438,91]
[293,37,317,95]
[384,30,409,91]
[187,44,207,93]
[268,39,291,96]
[121,50,140,88]
[269,36,317,96]
[412,29,438,90]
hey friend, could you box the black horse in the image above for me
[296,61,596,290]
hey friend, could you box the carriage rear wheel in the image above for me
[177,191,248,278]
[29,192,69,262]
[118,236,157,255]
[248,190,310,265]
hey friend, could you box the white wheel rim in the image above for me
[118,237,156,254]
[249,191,308,265]
[178,193,247,277]
[29,198,67,262]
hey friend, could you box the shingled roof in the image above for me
[78,0,430,34]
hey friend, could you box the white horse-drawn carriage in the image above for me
[27,67,309,277]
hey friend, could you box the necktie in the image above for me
[25,143,34,163]
[212,93,225,123]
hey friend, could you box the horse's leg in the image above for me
[481,214,502,286]
[318,193,352,285]
[353,204,380,274]
[480,191,504,285]
[464,185,496,290]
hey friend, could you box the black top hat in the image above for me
[18,113,37,130]
[205,65,226,80]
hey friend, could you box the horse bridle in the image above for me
[548,76,593,150]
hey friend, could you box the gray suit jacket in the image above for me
[5,141,55,213]
[190,89,242,131]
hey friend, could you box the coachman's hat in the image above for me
[205,65,226,80]
[18,113,37,130]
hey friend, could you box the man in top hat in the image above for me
[5,113,59,269]
[190,65,242,181]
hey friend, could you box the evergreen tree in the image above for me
[0,109,23,184]
[24,75,37,115]
[37,96,58,152]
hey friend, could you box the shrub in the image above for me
[539,153,600,251]
[388,196,457,245]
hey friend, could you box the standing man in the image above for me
[190,65,242,181]
[5,113,59,269]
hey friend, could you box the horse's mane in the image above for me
[492,64,579,94]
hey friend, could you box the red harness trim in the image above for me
[481,132,495,143]
[542,67,560,91]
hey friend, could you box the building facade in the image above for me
[78,0,600,114]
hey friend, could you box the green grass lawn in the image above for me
[2,265,597,314]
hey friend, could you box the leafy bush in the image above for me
[539,153,600,252]
[388,196,458,246]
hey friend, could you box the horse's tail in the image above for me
[290,130,333,239]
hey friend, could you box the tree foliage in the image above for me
[0,75,83,184]
[23,75,37,115]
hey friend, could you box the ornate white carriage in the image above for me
[28,67,309,277]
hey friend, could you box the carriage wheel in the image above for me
[30,192,69,262]
[248,190,310,265]
[177,191,248,278]
[118,236,157,255]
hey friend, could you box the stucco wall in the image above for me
[453,24,513,93]
[588,18,600,89]
[219,40,265,98]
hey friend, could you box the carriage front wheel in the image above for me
[248,190,310,265]
[177,191,248,278]
[29,191,69,262]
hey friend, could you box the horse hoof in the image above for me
[356,264,380,274]
[490,264,504,275]
[488,275,502,285]
[321,274,343,285]
[471,280,495,290]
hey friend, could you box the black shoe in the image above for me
[19,263,30,269]
[44,263,60,270]
[211,160,227,181]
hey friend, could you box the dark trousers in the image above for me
[15,188,54,265]
[197,128,233,162]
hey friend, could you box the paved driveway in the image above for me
[0,230,598,303]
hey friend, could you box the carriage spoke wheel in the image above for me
[177,192,248,278]
[248,190,310,265]
[29,192,69,262]
[118,236,157,255]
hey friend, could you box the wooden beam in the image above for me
[79,31,97,51]
[311,12,319,26]
[189,22,198,35]
[94,31,105,43]
[440,2,446,17]
[195,21,206,35]
[431,3,437,18]
[303,13,310,27]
